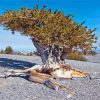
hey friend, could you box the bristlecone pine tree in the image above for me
[0,5,97,66]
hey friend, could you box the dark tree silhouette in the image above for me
[5,46,13,54]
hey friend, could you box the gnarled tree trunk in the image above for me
[31,38,61,69]
[31,38,71,67]
[32,38,48,65]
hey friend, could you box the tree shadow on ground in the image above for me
[0,58,37,69]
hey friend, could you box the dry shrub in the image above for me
[87,51,97,56]
[68,52,87,61]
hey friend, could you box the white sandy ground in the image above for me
[0,54,100,100]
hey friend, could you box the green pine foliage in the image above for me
[0,5,97,52]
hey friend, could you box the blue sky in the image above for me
[0,0,100,52]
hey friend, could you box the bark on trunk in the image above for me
[31,38,61,68]
[31,38,48,65]
[31,38,70,66]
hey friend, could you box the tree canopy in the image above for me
[5,46,13,54]
[0,5,97,51]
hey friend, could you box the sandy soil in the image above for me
[0,54,100,100]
